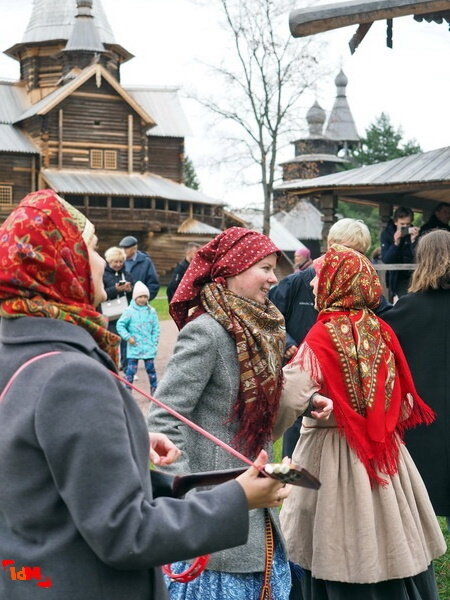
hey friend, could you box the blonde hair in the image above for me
[104,246,126,263]
[328,218,371,254]
[409,230,450,292]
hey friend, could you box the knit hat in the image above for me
[119,235,138,248]
[132,281,150,300]
[295,247,311,258]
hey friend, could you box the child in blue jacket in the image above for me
[117,281,160,392]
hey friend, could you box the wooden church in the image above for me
[0,0,226,280]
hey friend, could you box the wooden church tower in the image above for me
[0,0,225,279]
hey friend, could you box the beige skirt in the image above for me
[280,417,446,584]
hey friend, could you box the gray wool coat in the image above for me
[148,313,287,573]
[0,317,249,600]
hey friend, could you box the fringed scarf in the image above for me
[201,283,285,458]
[0,190,119,365]
[297,244,434,486]
[169,227,285,458]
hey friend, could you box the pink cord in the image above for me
[1,351,265,475]
[110,371,264,471]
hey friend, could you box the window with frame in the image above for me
[0,185,13,206]
[90,149,103,169]
[104,150,117,170]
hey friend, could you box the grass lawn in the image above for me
[151,286,170,320]
[436,518,450,598]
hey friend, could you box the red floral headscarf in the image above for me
[170,227,285,458]
[0,190,119,364]
[297,244,434,485]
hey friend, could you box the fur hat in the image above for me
[132,281,150,300]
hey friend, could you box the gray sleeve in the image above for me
[147,318,217,474]
[35,354,248,570]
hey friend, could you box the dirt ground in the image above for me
[127,318,178,417]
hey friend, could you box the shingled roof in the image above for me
[5,0,133,62]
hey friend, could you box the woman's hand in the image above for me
[128,337,136,345]
[149,433,181,466]
[284,345,298,360]
[235,450,290,510]
[310,393,333,420]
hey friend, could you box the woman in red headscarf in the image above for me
[0,193,291,600]
[276,244,446,600]
[149,227,332,600]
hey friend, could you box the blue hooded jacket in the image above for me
[116,301,160,359]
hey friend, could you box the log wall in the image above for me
[0,153,35,209]
[148,136,184,182]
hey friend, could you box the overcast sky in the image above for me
[0,0,449,207]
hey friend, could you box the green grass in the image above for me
[150,286,170,320]
[436,517,450,599]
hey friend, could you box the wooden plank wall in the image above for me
[148,136,184,182]
[0,154,35,206]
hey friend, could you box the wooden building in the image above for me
[275,146,450,248]
[0,0,226,281]
[273,69,360,256]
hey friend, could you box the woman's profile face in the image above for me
[88,236,107,306]
[226,253,278,304]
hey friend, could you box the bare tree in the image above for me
[192,0,323,234]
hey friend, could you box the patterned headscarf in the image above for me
[296,245,434,485]
[171,227,285,458]
[0,190,119,364]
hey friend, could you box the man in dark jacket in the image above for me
[420,202,450,236]
[119,236,160,301]
[166,243,200,302]
[269,266,317,362]
[380,207,419,300]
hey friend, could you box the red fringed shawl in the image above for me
[300,245,434,485]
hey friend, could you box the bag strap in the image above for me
[0,351,62,404]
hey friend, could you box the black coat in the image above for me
[103,265,134,303]
[383,289,450,515]
[380,220,416,296]
[269,267,317,349]
[419,214,450,236]
[167,259,189,302]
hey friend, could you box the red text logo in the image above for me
[2,560,52,589]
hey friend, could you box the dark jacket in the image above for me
[382,290,450,515]
[167,258,189,302]
[124,250,160,300]
[420,214,450,236]
[380,220,416,296]
[269,267,317,349]
[103,264,134,303]
[0,317,248,600]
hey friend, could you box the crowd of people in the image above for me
[0,189,448,600]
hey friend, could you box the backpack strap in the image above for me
[0,351,62,404]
